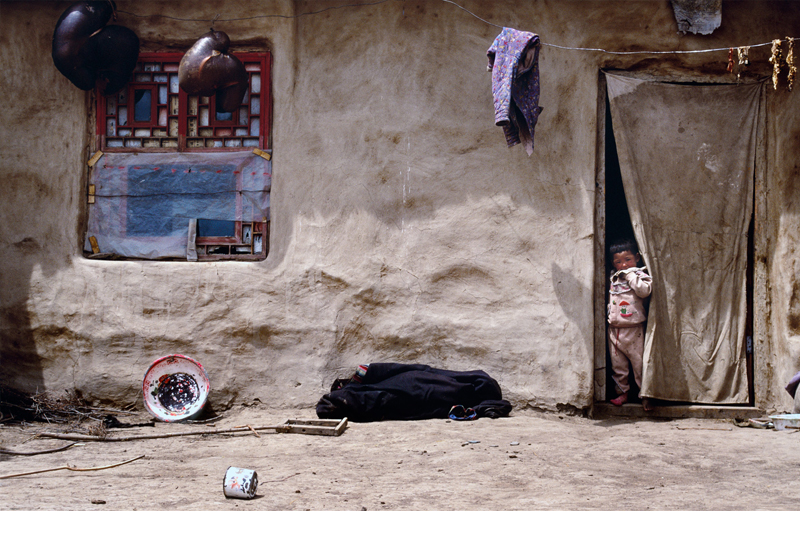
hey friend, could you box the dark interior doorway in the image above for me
[603,98,642,403]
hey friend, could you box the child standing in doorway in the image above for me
[607,239,653,410]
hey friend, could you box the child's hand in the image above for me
[624,270,640,282]
[619,266,646,277]
[612,266,649,285]
[625,268,653,297]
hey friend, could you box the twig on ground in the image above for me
[0,455,145,479]
[676,427,732,431]
[36,424,285,442]
[0,443,77,456]
[184,415,223,424]
[234,425,260,437]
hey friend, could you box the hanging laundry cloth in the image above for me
[487,28,542,156]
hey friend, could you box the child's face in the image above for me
[612,250,639,271]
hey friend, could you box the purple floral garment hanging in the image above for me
[487,28,542,155]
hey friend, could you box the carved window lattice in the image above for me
[96,52,270,152]
[90,51,271,261]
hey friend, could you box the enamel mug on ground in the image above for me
[223,466,258,499]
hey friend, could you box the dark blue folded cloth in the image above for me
[317,363,512,422]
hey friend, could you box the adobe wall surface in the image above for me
[0,0,798,413]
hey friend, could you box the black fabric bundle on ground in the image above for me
[316,363,512,422]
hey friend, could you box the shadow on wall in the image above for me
[0,3,80,397]
[550,262,592,358]
[0,237,64,396]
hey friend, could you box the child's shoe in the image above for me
[610,393,628,406]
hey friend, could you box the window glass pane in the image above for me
[134,89,152,122]
[198,219,236,237]
[216,110,233,121]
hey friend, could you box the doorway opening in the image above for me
[603,97,643,405]
[597,74,757,408]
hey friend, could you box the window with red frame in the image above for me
[97,52,270,152]
[88,51,272,261]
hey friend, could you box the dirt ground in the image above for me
[1,405,799,512]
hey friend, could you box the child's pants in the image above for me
[608,325,644,395]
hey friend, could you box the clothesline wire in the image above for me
[542,41,778,55]
[441,0,502,30]
[442,0,792,55]
[114,0,795,56]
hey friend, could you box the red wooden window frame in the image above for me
[92,51,271,261]
[96,51,271,152]
[195,221,269,261]
[129,84,157,125]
